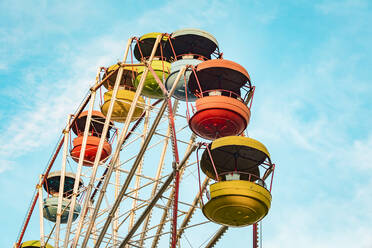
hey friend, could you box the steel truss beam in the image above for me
[118,142,198,247]
[205,225,229,248]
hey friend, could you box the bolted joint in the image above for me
[172,162,178,170]
[89,86,97,93]
[143,60,150,67]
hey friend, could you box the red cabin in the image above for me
[70,110,113,166]
[70,135,112,166]
[187,59,253,140]
[189,94,250,140]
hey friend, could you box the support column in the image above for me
[112,139,120,248]
[138,99,179,247]
[128,99,150,232]
[93,98,168,248]
[63,89,97,247]
[38,175,45,247]
[148,64,188,248]
[177,177,209,241]
[118,141,198,247]
[82,35,163,248]
[72,38,134,246]
[253,223,259,248]
[55,114,72,247]
[205,225,228,248]
[150,134,196,248]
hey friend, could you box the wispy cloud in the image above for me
[0,159,14,173]
[347,135,372,170]
[0,0,233,174]
[315,0,369,15]
[0,39,122,166]
[1,1,371,247]
[265,176,372,247]
[0,62,7,71]
[133,0,231,32]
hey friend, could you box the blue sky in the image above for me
[1,0,372,247]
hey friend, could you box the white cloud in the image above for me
[0,0,237,174]
[0,37,123,168]
[0,159,14,173]
[1,2,371,248]
[347,135,372,170]
[265,177,372,247]
[0,62,7,71]
[315,0,368,15]
[133,0,230,31]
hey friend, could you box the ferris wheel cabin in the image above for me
[187,59,252,140]
[21,240,54,248]
[165,58,201,101]
[133,32,169,62]
[43,171,83,197]
[164,28,219,101]
[101,64,146,123]
[134,60,170,99]
[70,110,113,166]
[42,171,83,224]
[164,28,219,60]
[201,136,273,226]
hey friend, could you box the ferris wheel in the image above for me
[15,29,276,248]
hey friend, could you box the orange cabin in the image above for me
[70,110,113,166]
[70,135,112,167]
[189,95,250,140]
[187,59,253,140]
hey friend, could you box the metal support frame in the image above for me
[92,98,168,248]
[138,99,179,247]
[253,223,259,248]
[88,99,162,204]
[205,225,229,248]
[148,63,187,248]
[118,142,198,247]
[88,39,187,248]
[63,89,97,247]
[55,114,72,247]
[82,34,163,248]
[113,137,121,247]
[128,99,151,233]
[90,204,98,245]
[150,134,196,248]
[37,175,45,247]
[177,177,210,241]
[73,37,134,248]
